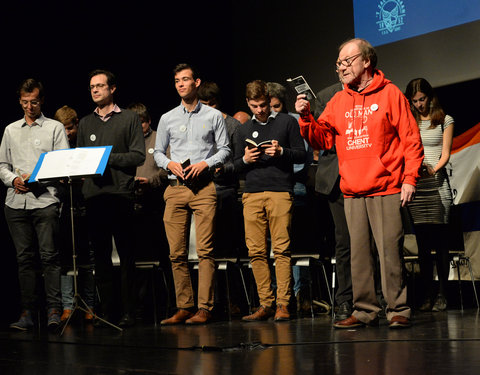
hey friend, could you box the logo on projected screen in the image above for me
[376,0,406,35]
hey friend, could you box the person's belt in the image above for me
[168,178,185,186]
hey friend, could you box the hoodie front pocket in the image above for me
[340,156,391,196]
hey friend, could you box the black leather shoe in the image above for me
[118,313,136,328]
[334,301,352,322]
[93,315,111,328]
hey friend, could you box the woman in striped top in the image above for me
[405,78,454,312]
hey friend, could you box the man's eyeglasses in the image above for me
[20,100,41,107]
[335,53,362,69]
[89,83,108,91]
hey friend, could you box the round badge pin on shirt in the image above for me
[34,139,41,146]
[180,125,187,132]
[252,131,259,139]
[371,104,379,111]
[90,134,96,142]
[148,148,154,154]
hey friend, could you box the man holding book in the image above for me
[154,63,230,325]
[233,80,306,321]
[0,79,69,330]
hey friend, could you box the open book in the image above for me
[286,75,316,101]
[245,139,272,149]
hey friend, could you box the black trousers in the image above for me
[327,188,353,306]
[86,195,136,317]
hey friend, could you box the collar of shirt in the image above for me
[94,104,122,122]
[21,113,46,128]
[180,100,202,114]
[252,110,278,125]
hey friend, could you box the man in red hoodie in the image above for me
[296,38,424,329]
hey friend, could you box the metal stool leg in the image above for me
[454,257,464,311]
[238,265,252,314]
[464,256,480,308]
[331,257,336,318]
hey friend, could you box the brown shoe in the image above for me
[84,311,94,321]
[333,315,366,329]
[161,309,194,325]
[274,304,290,321]
[389,315,411,329]
[61,309,72,322]
[242,305,275,322]
[185,308,212,325]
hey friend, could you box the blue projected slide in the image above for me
[354,0,480,46]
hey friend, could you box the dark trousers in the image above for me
[328,192,353,306]
[5,204,62,311]
[86,195,136,317]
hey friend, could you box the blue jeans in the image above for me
[5,204,62,311]
[61,264,95,309]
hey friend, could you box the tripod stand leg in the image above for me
[60,294,123,335]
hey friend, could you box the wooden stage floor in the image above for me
[2,309,480,374]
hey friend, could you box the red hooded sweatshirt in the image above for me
[299,70,424,198]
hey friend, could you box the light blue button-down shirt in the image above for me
[0,114,70,209]
[154,101,230,176]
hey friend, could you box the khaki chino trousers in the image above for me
[243,191,293,308]
[163,182,217,311]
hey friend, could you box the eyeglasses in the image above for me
[20,100,41,107]
[335,53,362,69]
[89,83,108,91]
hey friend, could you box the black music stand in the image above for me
[29,146,122,334]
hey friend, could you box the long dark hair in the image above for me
[405,78,445,129]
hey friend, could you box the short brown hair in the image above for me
[127,102,151,123]
[89,69,116,87]
[246,80,269,101]
[173,63,199,80]
[339,38,377,70]
[54,105,78,126]
[198,82,221,105]
[17,78,44,98]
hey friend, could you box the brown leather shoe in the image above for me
[84,311,94,321]
[161,309,194,325]
[61,309,72,322]
[389,315,411,329]
[185,308,212,325]
[333,315,366,329]
[242,305,275,322]
[274,304,290,321]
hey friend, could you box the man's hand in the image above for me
[262,140,282,157]
[13,176,29,194]
[244,146,261,164]
[184,161,208,180]
[400,183,416,207]
[295,94,310,116]
[167,161,185,179]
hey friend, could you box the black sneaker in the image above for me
[118,313,136,327]
[10,310,34,331]
[47,308,61,329]
[432,294,447,312]
[334,301,352,322]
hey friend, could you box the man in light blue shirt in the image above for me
[0,79,69,330]
[155,63,230,325]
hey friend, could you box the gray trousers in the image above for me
[344,193,410,323]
